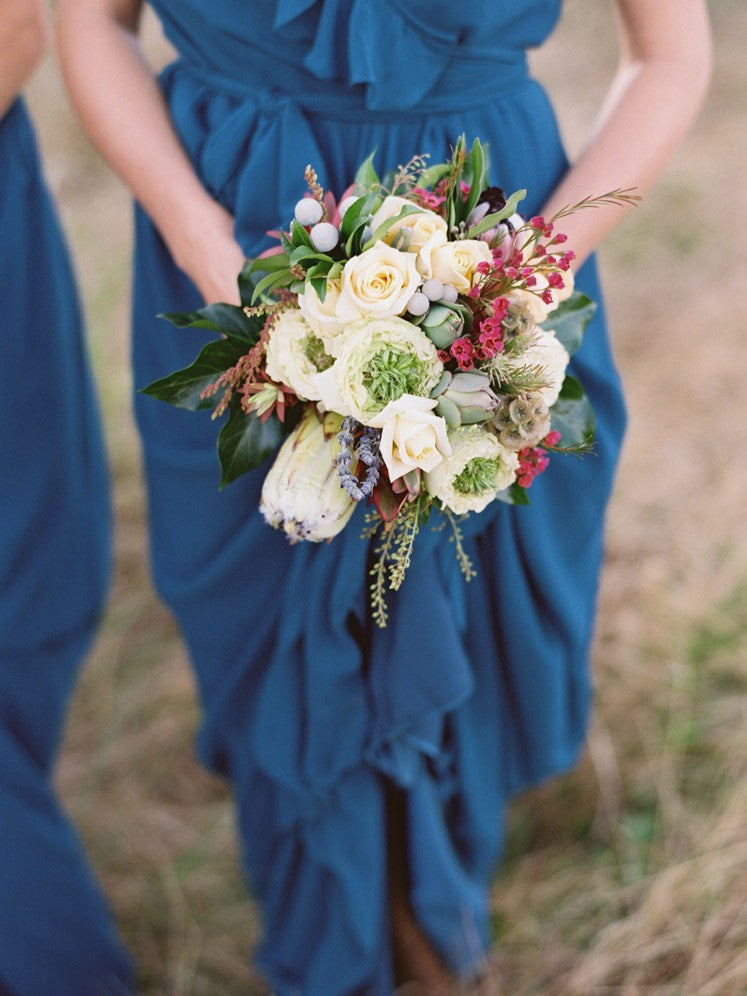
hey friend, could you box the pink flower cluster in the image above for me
[516,430,561,488]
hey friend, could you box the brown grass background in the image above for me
[24,1,746,992]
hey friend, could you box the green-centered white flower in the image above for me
[264,309,333,402]
[297,277,349,353]
[319,315,443,426]
[425,425,519,515]
[259,408,355,542]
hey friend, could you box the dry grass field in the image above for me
[25,1,746,992]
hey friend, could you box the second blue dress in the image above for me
[133,2,627,992]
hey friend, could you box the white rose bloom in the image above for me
[425,425,519,515]
[331,315,443,425]
[298,278,348,352]
[415,230,448,280]
[336,241,422,321]
[264,309,333,402]
[513,327,570,406]
[369,195,448,253]
[427,238,492,293]
[368,394,451,482]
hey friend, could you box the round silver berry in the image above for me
[310,222,339,253]
[338,196,359,218]
[294,198,324,227]
[440,283,459,303]
[407,292,430,317]
[361,225,373,244]
[421,278,445,302]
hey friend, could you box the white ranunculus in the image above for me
[368,394,451,482]
[335,240,422,321]
[425,425,519,515]
[264,309,332,402]
[260,409,356,542]
[506,287,550,324]
[427,238,492,293]
[513,328,570,407]
[369,195,448,253]
[330,315,443,425]
[297,278,348,351]
[530,266,576,316]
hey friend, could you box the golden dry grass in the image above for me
[23,2,747,992]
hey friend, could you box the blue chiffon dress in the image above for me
[0,99,133,994]
[133,2,626,992]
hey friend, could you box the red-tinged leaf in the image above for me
[373,481,408,522]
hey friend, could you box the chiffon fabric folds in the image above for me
[133,1,626,991]
[0,100,133,994]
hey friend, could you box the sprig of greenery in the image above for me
[443,509,477,582]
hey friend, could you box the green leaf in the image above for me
[363,205,422,249]
[217,407,286,488]
[464,138,488,219]
[160,303,261,344]
[247,252,291,274]
[496,483,531,506]
[310,276,328,301]
[542,291,597,356]
[415,162,451,189]
[140,338,248,410]
[251,268,295,303]
[465,188,526,238]
[290,219,313,248]
[558,374,585,401]
[550,394,595,448]
[340,192,378,240]
[289,246,334,267]
[354,149,379,193]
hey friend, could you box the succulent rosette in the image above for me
[144,135,636,624]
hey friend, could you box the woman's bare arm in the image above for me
[542,0,712,269]
[0,0,50,119]
[56,0,244,303]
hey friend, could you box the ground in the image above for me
[24,1,746,992]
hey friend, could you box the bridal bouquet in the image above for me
[145,136,633,624]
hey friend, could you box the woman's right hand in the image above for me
[167,197,247,306]
[57,0,246,306]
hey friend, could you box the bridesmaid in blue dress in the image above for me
[0,1,134,992]
[58,1,711,992]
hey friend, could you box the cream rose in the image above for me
[513,328,570,406]
[297,278,348,351]
[264,309,332,402]
[425,425,519,515]
[415,230,448,280]
[427,238,492,293]
[369,195,448,253]
[368,395,451,482]
[335,241,422,321]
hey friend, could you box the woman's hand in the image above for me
[168,197,246,305]
[57,0,244,304]
[541,0,712,269]
[0,0,49,119]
